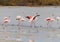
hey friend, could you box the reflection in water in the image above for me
[0,25,60,42]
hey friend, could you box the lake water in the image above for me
[0,6,60,42]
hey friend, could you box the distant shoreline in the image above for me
[0,6,60,8]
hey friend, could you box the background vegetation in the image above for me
[0,0,60,6]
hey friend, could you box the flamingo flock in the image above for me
[1,15,60,29]
[0,14,60,42]
[1,14,40,33]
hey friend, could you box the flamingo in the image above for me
[46,17,55,29]
[54,16,60,28]
[55,16,60,24]
[51,14,60,23]
[2,16,10,30]
[55,17,60,20]
[16,16,26,30]
[51,14,60,27]
[26,14,40,28]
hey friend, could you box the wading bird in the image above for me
[55,16,60,24]
[46,17,55,29]
[2,16,10,30]
[26,13,40,28]
[16,16,26,30]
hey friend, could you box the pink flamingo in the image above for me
[2,16,10,30]
[26,14,40,28]
[16,16,26,30]
[46,17,55,29]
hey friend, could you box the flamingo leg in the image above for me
[28,22,31,33]
[30,22,32,28]
[3,23,7,30]
[47,21,50,30]
[34,21,35,28]
[34,21,38,32]
[2,23,5,30]
[47,21,52,31]
[18,21,20,31]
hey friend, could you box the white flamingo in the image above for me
[2,16,10,30]
[16,16,26,30]
[55,16,60,24]
[51,14,60,24]
[46,17,55,29]
[26,14,40,28]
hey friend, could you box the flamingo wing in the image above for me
[20,17,26,21]
[26,16,32,19]
[29,16,34,22]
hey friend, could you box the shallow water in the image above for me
[0,25,60,42]
[0,6,60,42]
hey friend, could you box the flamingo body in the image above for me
[2,16,10,30]
[16,16,26,21]
[46,17,55,29]
[26,14,40,28]
[26,16,32,19]
[46,18,51,21]
[3,16,10,24]
[55,16,60,20]
[16,16,26,30]
[46,17,55,22]
[26,15,40,22]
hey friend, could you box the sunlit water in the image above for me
[0,6,60,42]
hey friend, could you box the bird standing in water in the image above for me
[2,16,10,30]
[46,17,55,29]
[26,13,40,28]
[16,16,26,30]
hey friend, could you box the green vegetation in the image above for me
[0,0,60,6]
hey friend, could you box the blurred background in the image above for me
[0,0,60,6]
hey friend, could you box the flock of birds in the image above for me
[2,13,60,29]
[1,13,40,42]
[0,13,60,42]
[2,13,40,29]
